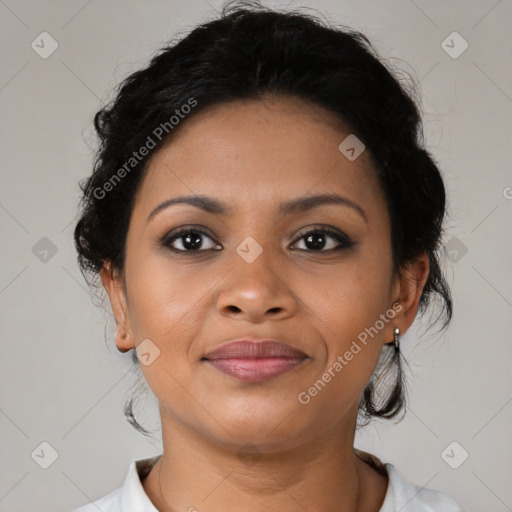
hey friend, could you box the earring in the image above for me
[393,328,400,352]
[116,332,132,354]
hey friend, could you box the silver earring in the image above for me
[393,328,400,352]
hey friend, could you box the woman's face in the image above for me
[102,96,425,452]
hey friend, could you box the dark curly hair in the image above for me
[74,0,452,436]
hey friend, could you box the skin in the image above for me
[101,96,429,512]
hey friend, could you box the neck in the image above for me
[142,407,388,512]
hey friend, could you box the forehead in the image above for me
[134,97,383,217]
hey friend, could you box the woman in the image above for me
[71,1,464,510]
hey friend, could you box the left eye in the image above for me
[291,228,353,252]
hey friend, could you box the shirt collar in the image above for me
[120,455,162,512]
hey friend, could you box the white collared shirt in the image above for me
[71,453,464,512]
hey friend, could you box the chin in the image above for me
[202,407,313,453]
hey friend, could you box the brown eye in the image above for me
[291,227,354,252]
[160,228,221,252]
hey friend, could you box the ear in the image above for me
[386,252,430,343]
[100,262,134,353]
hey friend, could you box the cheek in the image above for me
[129,252,199,316]
[126,255,213,366]
[125,258,209,412]
[304,248,392,329]
[295,288,389,423]
[300,249,393,385]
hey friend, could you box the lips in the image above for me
[202,338,309,382]
[203,339,307,359]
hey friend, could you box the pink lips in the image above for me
[202,338,308,383]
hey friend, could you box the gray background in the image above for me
[1,0,511,511]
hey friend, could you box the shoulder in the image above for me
[382,462,465,512]
[70,486,122,512]
[70,455,161,512]
[354,449,464,512]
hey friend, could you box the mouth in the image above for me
[201,339,309,383]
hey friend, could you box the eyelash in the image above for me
[158,225,354,254]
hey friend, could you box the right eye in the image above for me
[159,227,222,253]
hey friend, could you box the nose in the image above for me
[216,247,298,323]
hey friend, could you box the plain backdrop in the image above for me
[0,1,511,511]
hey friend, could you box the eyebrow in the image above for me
[147,193,367,223]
